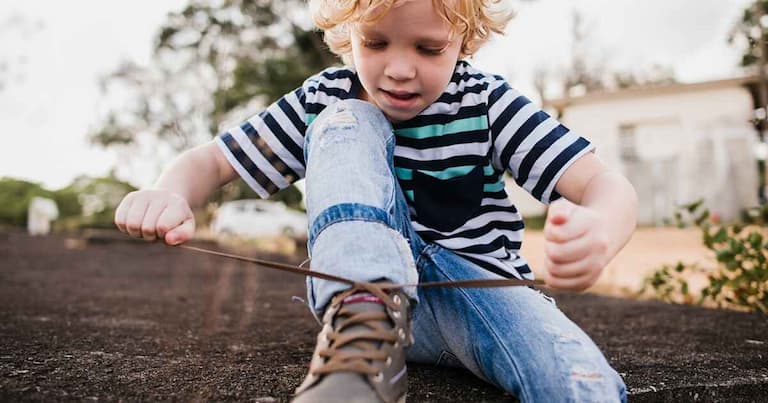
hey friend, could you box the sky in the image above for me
[0,0,754,190]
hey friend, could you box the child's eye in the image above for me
[363,40,386,49]
[419,46,446,56]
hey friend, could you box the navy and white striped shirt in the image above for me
[216,61,594,279]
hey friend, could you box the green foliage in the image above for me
[641,200,768,314]
[53,189,82,220]
[729,1,768,68]
[268,186,304,212]
[0,178,53,226]
[89,0,331,209]
[91,0,336,152]
[0,177,83,227]
[0,175,138,230]
[524,215,546,230]
[62,174,137,228]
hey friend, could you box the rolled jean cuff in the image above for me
[308,203,397,251]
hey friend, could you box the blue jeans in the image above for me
[303,99,627,402]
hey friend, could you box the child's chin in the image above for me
[381,107,420,122]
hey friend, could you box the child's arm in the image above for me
[114,140,237,245]
[543,152,638,291]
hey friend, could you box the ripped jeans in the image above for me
[303,99,627,402]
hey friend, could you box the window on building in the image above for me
[618,124,638,161]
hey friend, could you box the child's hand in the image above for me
[543,199,609,292]
[114,190,195,245]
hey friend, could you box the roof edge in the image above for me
[544,75,757,109]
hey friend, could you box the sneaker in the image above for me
[292,282,413,403]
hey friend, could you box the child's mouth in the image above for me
[383,90,417,100]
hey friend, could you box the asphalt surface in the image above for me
[1,230,766,402]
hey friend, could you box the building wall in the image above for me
[539,85,758,224]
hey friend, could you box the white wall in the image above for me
[551,84,758,224]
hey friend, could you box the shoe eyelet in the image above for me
[386,357,392,367]
[393,295,401,305]
[373,372,384,383]
[398,328,406,340]
[392,311,401,319]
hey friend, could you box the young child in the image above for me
[114,0,637,401]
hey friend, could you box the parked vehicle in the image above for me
[210,200,307,238]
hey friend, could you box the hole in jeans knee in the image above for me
[545,324,618,398]
[326,109,357,126]
[570,369,603,381]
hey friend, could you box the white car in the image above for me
[210,200,308,238]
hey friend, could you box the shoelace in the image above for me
[172,244,543,380]
[313,283,401,377]
[176,244,544,290]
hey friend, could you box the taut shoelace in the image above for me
[174,245,542,379]
[176,244,544,290]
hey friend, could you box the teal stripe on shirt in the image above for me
[396,116,489,139]
[396,164,495,181]
[484,180,505,193]
[396,165,473,180]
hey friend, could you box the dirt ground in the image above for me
[1,230,767,402]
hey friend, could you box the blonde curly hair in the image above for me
[309,0,513,66]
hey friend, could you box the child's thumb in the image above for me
[165,218,195,245]
[547,199,575,226]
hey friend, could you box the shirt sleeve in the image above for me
[488,79,595,204]
[215,84,310,198]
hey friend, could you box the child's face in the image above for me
[350,0,463,122]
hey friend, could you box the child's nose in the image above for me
[384,56,416,81]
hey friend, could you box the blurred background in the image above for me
[1,0,766,311]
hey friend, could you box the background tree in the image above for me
[90,0,336,209]
[61,174,138,228]
[729,0,768,205]
[0,178,81,227]
[730,0,768,68]
[534,10,676,104]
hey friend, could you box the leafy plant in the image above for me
[640,200,768,314]
[0,178,82,227]
[61,174,137,228]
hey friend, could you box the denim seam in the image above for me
[308,203,396,250]
[383,133,397,213]
[415,243,440,269]
[313,216,390,242]
[432,263,530,401]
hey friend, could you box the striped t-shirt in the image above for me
[216,60,594,280]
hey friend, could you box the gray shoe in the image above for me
[293,283,413,403]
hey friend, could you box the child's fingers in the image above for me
[140,201,168,241]
[545,256,602,291]
[125,199,150,239]
[114,194,134,233]
[545,204,589,243]
[156,206,194,245]
[165,218,195,245]
[546,199,574,226]
[545,235,591,264]
[546,257,591,279]
[545,268,600,291]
